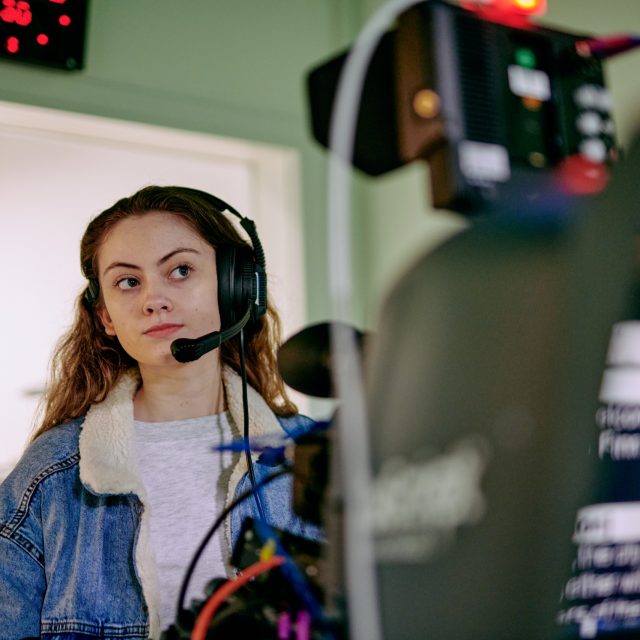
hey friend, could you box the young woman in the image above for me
[0,186,320,639]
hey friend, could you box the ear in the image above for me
[96,305,117,336]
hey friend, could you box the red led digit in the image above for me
[6,36,19,53]
[1,0,32,26]
[15,0,31,26]
[36,33,49,45]
[1,0,17,25]
[58,14,71,26]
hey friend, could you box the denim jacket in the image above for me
[0,368,321,640]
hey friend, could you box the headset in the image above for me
[83,187,268,363]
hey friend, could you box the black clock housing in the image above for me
[0,0,88,70]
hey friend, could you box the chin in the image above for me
[128,346,178,369]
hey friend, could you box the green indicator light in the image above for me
[515,48,537,68]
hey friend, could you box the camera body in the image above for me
[308,0,615,213]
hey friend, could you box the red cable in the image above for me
[191,555,286,640]
[575,34,640,59]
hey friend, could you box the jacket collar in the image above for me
[78,366,281,496]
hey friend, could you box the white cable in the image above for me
[326,1,427,639]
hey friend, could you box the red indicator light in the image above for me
[461,0,546,17]
[556,155,609,195]
[58,13,70,26]
[512,0,546,15]
[36,33,48,45]
[6,35,19,53]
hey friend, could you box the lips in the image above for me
[143,323,184,338]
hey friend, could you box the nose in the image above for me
[142,279,173,315]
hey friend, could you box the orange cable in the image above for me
[191,555,286,640]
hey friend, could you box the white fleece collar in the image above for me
[78,366,281,496]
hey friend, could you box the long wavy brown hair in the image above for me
[32,185,297,440]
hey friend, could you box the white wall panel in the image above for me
[0,101,305,473]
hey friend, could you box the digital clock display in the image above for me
[0,0,88,70]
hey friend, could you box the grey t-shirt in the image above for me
[134,412,237,632]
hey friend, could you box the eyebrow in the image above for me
[102,248,201,277]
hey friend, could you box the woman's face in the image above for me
[96,211,220,367]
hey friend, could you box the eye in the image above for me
[170,264,193,279]
[116,276,140,290]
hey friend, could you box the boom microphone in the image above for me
[170,306,252,363]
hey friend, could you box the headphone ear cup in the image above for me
[216,245,236,328]
[217,245,263,329]
[83,278,100,307]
